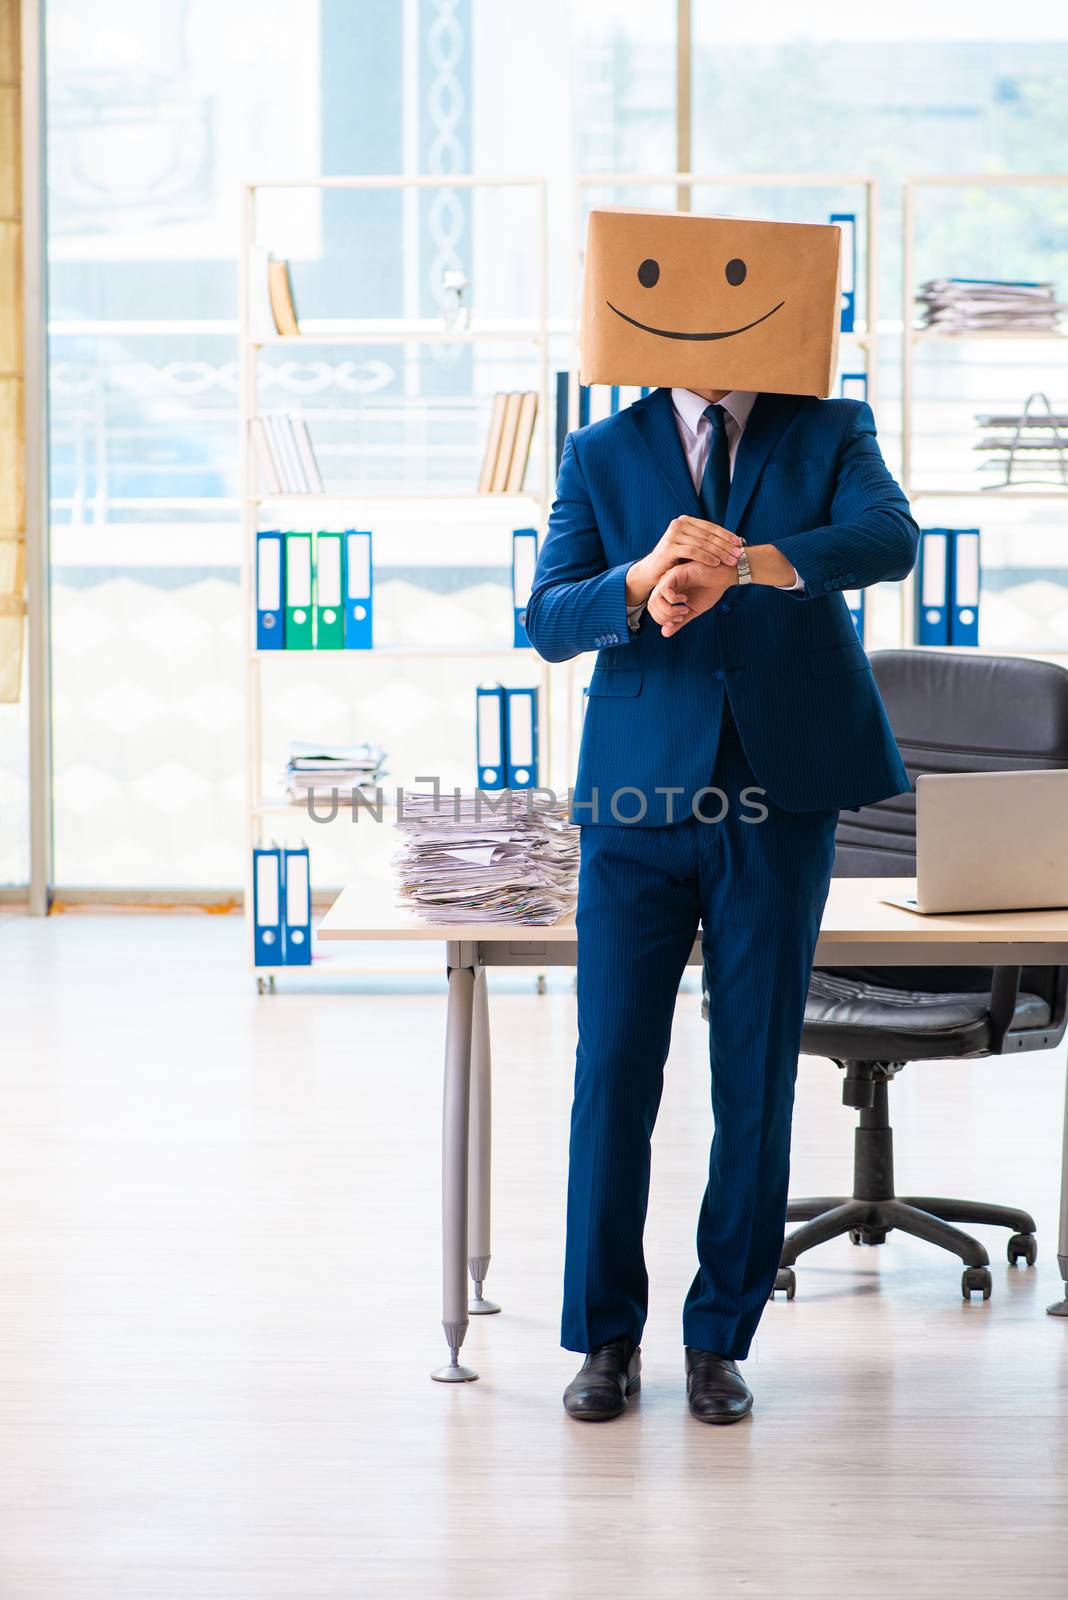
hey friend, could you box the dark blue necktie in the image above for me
[698,403,731,526]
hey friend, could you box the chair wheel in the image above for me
[962,1267,992,1301]
[850,1227,887,1246]
[1007,1232,1038,1267]
[771,1267,796,1301]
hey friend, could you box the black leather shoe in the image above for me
[563,1337,641,1421]
[684,1348,753,1424]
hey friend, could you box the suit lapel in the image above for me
[725,391,804,533]
[628,387,702,517]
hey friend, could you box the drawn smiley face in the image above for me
[581,209,842,397]
[606,254,785,342]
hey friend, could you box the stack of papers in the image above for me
[394,791,579,925]
[283,740,388,803]
[916,278,1066,333]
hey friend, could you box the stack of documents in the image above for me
[394,792,578,925]
[916,278,1065,333]
[283,740,387,803]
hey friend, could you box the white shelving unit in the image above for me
[240,175,551,985]
[900,173,1068,648]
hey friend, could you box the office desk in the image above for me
[319,878,1068,1379]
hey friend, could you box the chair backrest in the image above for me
[834,649,1068,877]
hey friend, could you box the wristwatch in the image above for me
[735,540,753,585]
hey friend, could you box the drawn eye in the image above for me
[637,258,660,288]
[725,258,747,286]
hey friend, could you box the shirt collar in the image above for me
[671,387,758,438]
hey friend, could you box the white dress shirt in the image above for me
[627,387,803,629]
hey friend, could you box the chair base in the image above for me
[776,1072,1037,1300]
[781,1196,1037,1268]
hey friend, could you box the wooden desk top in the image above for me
[318,878,1068,951]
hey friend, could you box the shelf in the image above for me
[908,487,1068,500]
[909,328,1067,343]
[251,324,546,348]
[252,645,536,660]
[252,795,397,818]
[248,491,543,506]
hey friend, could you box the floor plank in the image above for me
[2,911,1067,1599]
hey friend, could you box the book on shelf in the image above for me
[506,392,538,492]
[268,256,300,336]
[480,390,537,494]
[251,419,282,494]
[252,414,324,495]
[491,393,522,493]
[291,419,323,492]
[478,394,508,493]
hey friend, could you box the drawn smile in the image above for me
[604,299,785,341]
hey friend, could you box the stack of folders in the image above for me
[283,741,388,804]
[478,391,538,493]
[476,683,538,791]
[915,528,981,647]
[256,529,373,650]
[252,843,312,966]
[394,791,578,926]
[916,279,1066,333]
[251,416,324,494]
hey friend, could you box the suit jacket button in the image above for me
[713,669,725,682]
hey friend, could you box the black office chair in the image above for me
[776,649,1068,1303]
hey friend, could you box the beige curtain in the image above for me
[0,0,24,704]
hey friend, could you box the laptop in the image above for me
[884,768,1068,915]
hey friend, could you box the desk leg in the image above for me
[432,960,479,1381]
[468,965,500,1315]
[1047,1053,1068,1318]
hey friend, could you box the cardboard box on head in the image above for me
[580,208,843,399]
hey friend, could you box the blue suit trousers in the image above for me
[562,707,838,1359]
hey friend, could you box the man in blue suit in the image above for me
[525,381,917,1423]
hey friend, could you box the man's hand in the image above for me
[625,516,741,607]
[648,560,736,638]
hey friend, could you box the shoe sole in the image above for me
[688,1399,753,1425]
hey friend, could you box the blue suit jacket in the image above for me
[525,388,918,823]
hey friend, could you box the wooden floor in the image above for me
[2,910,1068,1599]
